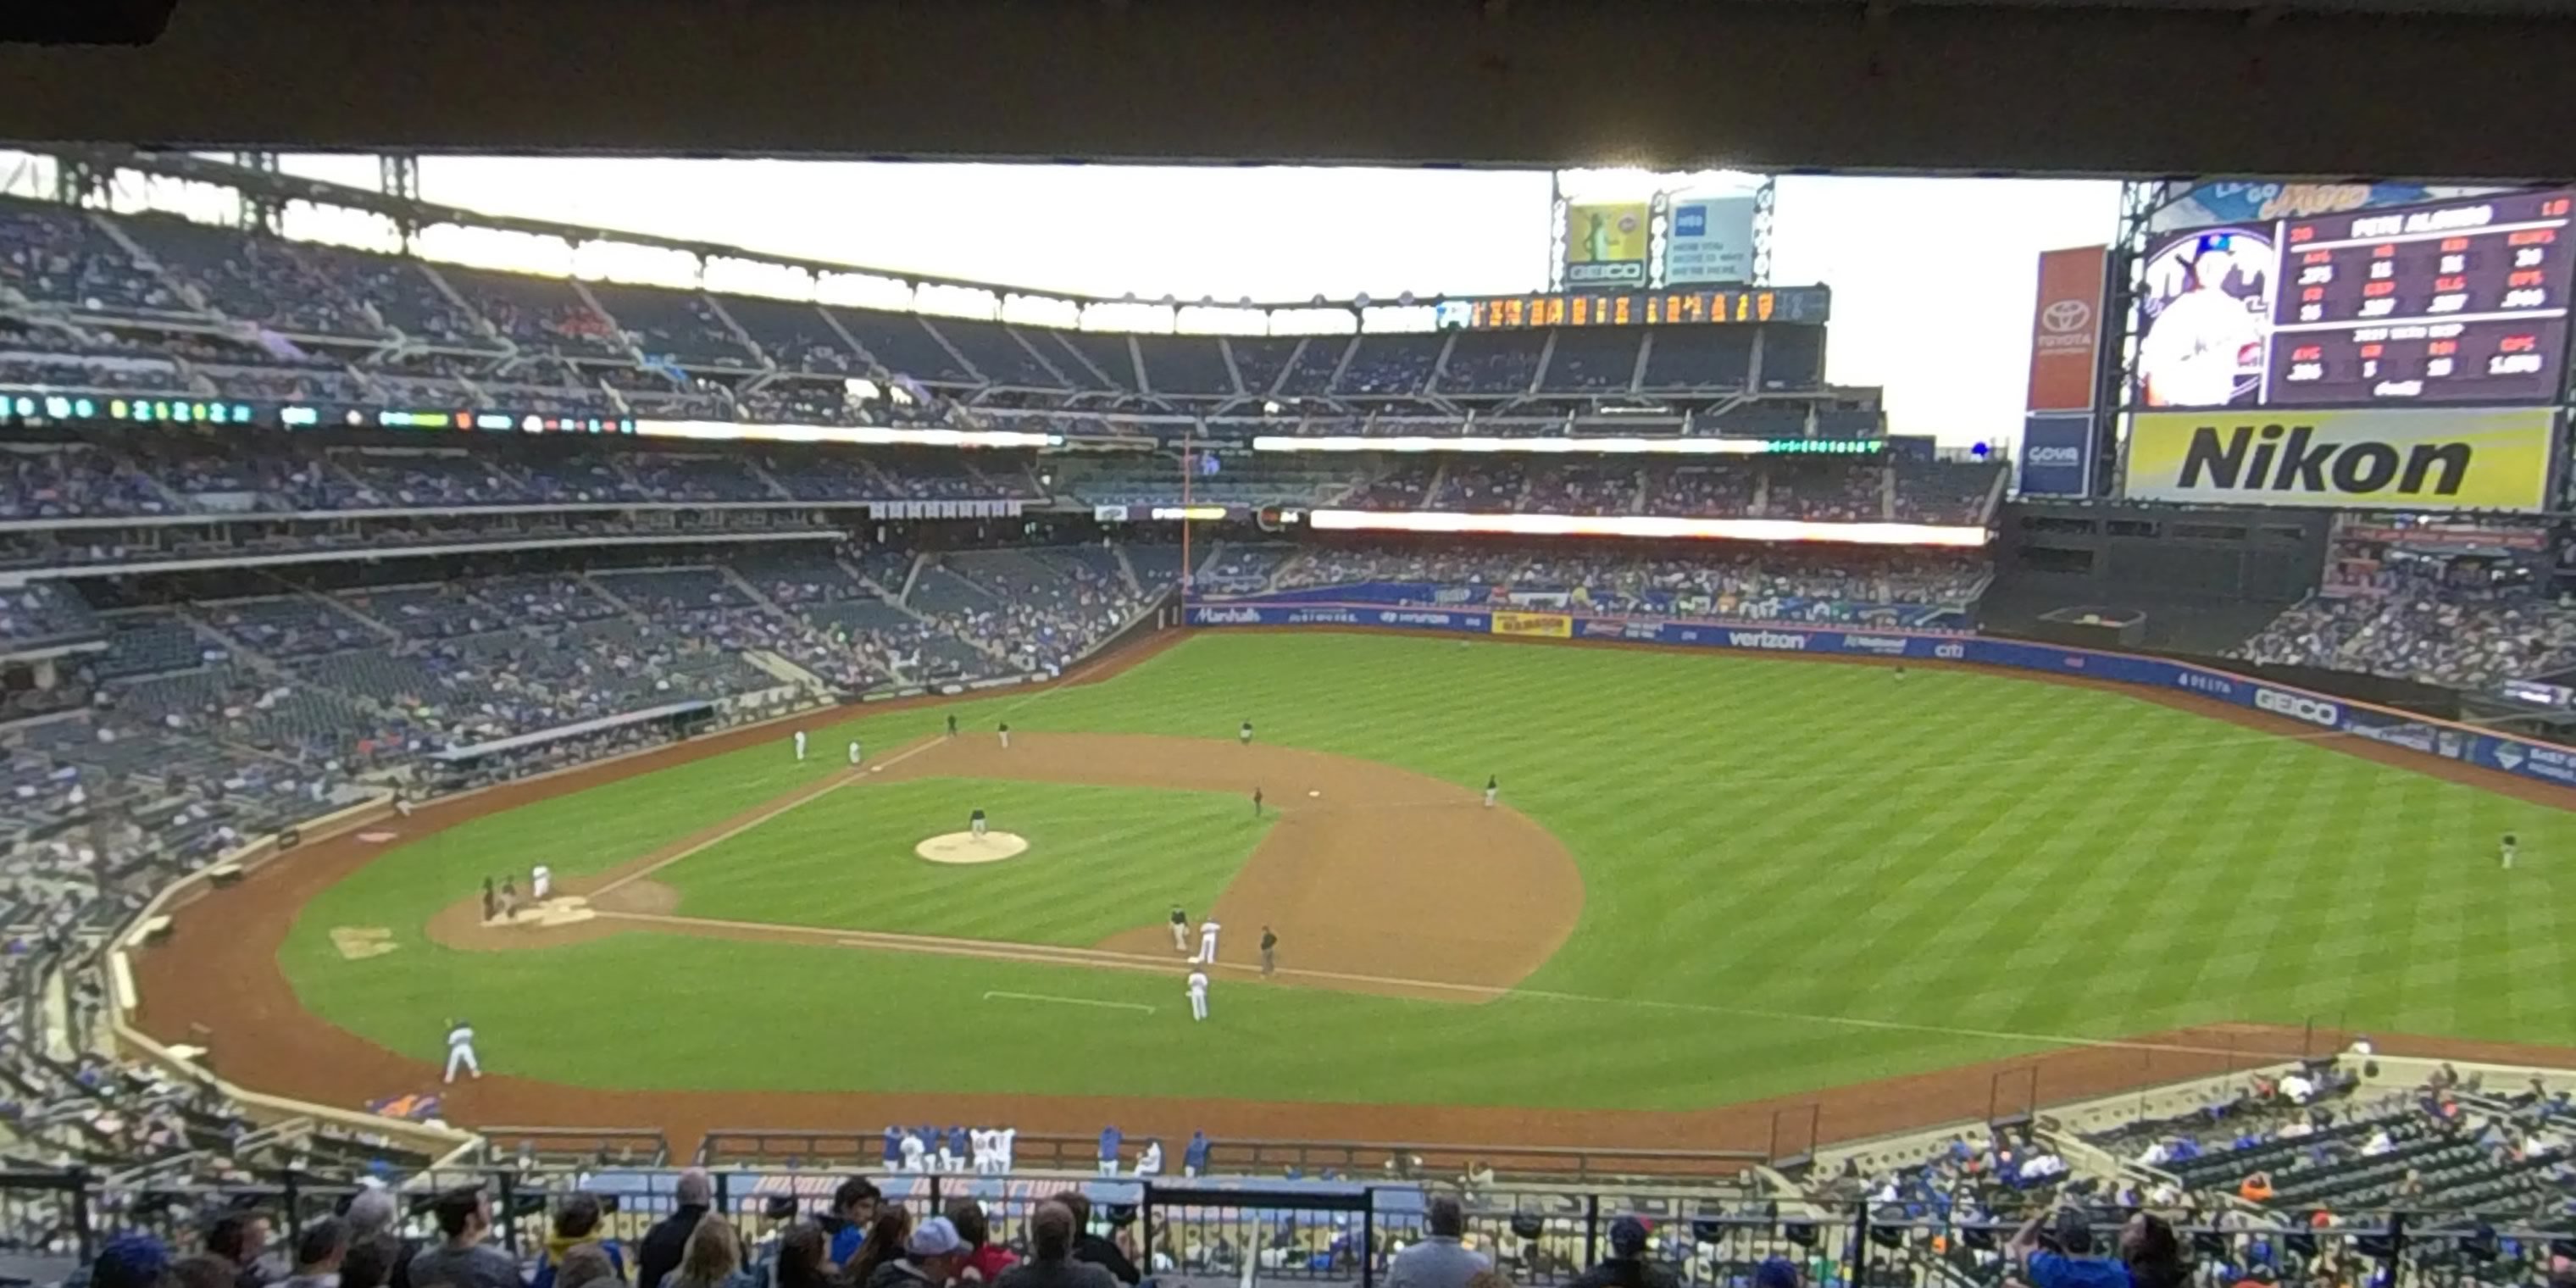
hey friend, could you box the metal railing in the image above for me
[11,1167,2574,1288]
[696,1131,1764,1183]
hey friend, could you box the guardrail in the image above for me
[697,1131,1762,1182]
[5,1167,2563,1288]
[1186,599,2576,792]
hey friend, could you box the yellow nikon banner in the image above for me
[1491,611,1574,639]
[2124,407,2557,512]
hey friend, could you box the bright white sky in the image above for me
[250,158,2120,447]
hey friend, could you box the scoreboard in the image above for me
[1439,286,1832,330]
[2136,188,2574,410]
[2270,189,2573,406]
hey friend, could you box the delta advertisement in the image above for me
[1185,602,2576,791]
[2124,407,2557,512]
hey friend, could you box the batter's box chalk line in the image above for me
[982,990,1156,1013]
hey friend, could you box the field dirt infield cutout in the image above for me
[418,731,1586,1003]
[915,831,1030,864]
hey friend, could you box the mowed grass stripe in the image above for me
[281,632,2576,1105]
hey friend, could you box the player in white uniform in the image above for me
[794,730,808,761]
[530,865,551,902]
[2502,832,2518,869]
[2140,236,2267,408]
[1186,970,1210,1022]
[971,808,988,838]
[969,1128,994,1174]
[1238,720,1252,746]
[900,1130,929,1173]
[848,740,862,766]
[443,1020,481,1083]
[1194,919,1221,964]
[997,1126,1017,1174]
[1135,1140,1163,1175]
[1484,775,1498,808]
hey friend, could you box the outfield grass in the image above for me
[280,632,2576,1108]
[658,778,1269,943]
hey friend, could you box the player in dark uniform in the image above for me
[1259,925,1279,978]
[947,713,958,737]
[1169,906,1190,953]
[970,808,989,838]
[1252,786,1264,816]
[480,877,498,923]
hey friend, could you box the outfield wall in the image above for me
[1187,599,2576,793]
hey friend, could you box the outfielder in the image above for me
[1186,969,1210,1022]
[848,740,863,766]
[1238,719,1253,746]
[444,1019,481,1083]
[1194,917,1221,964]
[2503,832,2519,869]
[1484,775,1498,808]
[1169,906,1190,952]
[795,730,808,761]
[530,864,552,902]
[971,808,989,838]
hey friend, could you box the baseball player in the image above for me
[970,808,988,839]
[1238,719,1253,746]
[848,740,863,766]
[998,721,1010,749]
[795,730,808,761]
[947,713,958,738]
[1260,925,1278,978]
[1186,969,1211,1022]
[997,1125,1016,1174]
[1484,775,1498,808]
[1252,786,1263,817]
[395,795,414,818]
[480,878,497,923]
[530,864,551,902]
[1194,917,1221,964]
[443,1019,481,1083]
[1135,1139,1163,1176]
[900,1129,928,1173]
[1169,906,1190,952]
[499,876,520,918]
[970,1127,996,1174]
[2502,832,2518,869]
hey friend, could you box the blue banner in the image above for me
[2018,414,2093,497]
[1188,604,2573,791]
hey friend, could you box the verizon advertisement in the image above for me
[2027,246,2108,412]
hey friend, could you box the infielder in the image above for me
[1169,906,1190,952]
[2503,832,2519,869]
[443,1019,481,1083]
[1252,786,1263,817]
[947,714,958,738]
[970,808,988,838]
[795,730,808,761]
[998,721,1010,749]
[1186,969,1210,1022]
[1260,925,1278,978]
[848,740,863,766]
[1484,775,1498,808]
[480,878,498,923]
[1238,720,1253,746]
[530,864,552,902]
[1194,917,1221,964]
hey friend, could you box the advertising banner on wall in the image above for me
[2018,414,2095,497]
[2026,246,2108,413]
[2124,407,2557,511]
[1563,203,1651,287]
[1659,193,1760,286]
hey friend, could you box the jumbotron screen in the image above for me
[2135,188,2574,409]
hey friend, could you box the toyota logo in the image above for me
[2040,299,2092,334]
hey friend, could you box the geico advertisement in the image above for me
[2124,407,2556,511]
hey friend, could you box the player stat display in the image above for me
[2137,188,2575,410]
[2273,190,2573,406]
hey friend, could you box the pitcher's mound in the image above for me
[497,897,597,928]
[916,831,1030,864]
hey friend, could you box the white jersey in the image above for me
[530,866,551,899]
[1198,921,1221,957]
[1187,971,1209,998]
[448,1024,474,1052]
[849,741,862,764]
[900,1135,927,1170]
[998,1127,1017,1169]
[1137,1142,1163,1175]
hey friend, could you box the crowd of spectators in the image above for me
[1268,541,1989,625]
[2235,552,2576,691]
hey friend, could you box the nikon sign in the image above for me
[2124,408,2556,512]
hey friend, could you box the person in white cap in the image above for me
[1186,969,1210,1022]
[1193,918,1221,964]
[885,1216,970,1288]
[443,1019,480,1083]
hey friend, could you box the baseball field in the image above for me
[137,629,2576,1150]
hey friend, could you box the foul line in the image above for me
[591,735,947,898]
[984,991,1156,1013]
[593,908,2319,1063]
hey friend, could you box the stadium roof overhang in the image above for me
[6,0,2576,178]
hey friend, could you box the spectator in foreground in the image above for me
[661,1215,748,1288]
[639,1170,715,1288]
[408,1187,520,1288]
[207,1212,275,1288]
[174,1257,238,1288]
[863,1218,969,1288]
[1389,1195,1489,1288]
[1567,1217,1677,1288]
[826,1178,882,1269]
[537,1194,626,1288]
[947,1201,1018,1284]
[345,1189,416,1288]
[91,1235,174,1288]
[2010,1208,2185,1288]
[1054,1194,1140,1287]
[844,1210,913,1287]
[338,1239,394,1288]
[995,1204,1117,1288]
[557,1248,621,1288]
[280,1219,349,1288]
[775,1224,838,1288]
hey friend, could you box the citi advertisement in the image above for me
[1188,602,2576,792]
[1563,203,1651,287]
[2026,246,2108,413]
[2124,407,2556,512]
[2018,414,2094,497]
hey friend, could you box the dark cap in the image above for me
[1756,1258,1799,1288]
[1609,1216,1649,1256]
